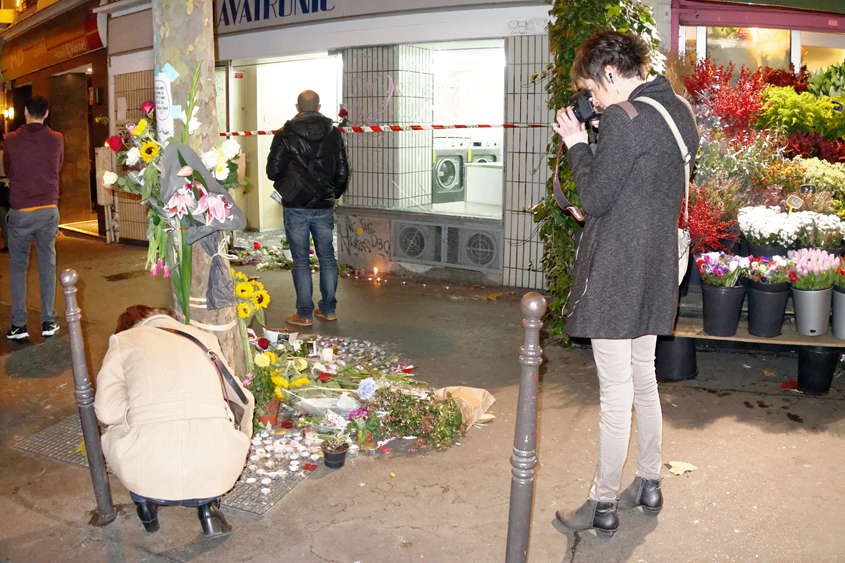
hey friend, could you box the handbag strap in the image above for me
[157,327,249,405]
[633,96,693,230]
[552,139,585,221]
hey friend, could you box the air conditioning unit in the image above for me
[391,220,502,273]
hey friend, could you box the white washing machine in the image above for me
[468,140,502,164]
[432,137,468,204]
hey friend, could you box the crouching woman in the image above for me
[94,306,254,538]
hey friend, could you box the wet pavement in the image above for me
[1,232,844,562]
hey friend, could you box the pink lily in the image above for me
[166,189,196,219]
[163,266,171,278]
[206,195,230,222]
[157,258,165,270]
[150,262,159,276]
[177,165,193,177]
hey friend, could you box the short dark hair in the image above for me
[571,30,651,88]
[25,96,49,119]
[297,90,320,112]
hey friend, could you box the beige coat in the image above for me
[94,315,254,500]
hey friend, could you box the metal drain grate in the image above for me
[11,415,317,516]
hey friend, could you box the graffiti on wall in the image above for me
[338,215,391,268]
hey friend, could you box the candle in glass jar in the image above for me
[321,347,334,362]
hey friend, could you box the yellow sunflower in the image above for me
[235,271,249,281]
[237,302,252,319]
[236,281,254,298]
[252,281,265,291]
[132,118,148,136]
[140,140,160,163]
[252,290,271,309]
[254,353,270,368]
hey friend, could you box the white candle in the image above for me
[321,347,334,362]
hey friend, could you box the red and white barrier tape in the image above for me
[220,123,547,137]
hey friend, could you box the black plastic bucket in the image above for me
[655,336,698,381]
[797,346,841,395]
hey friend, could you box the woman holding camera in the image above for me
[551,31,699,538]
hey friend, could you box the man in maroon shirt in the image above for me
[4,96,63,340]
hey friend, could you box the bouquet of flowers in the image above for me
[743,255,792,284]
[232,269,270,372]
[696,252,749,287]
[737,206,801,247]
[786,248,840,290]
[793,211,844,249]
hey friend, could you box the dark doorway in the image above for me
[10,85,31,132]
[49,73,95,225]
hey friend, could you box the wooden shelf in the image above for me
[673,315,845,347]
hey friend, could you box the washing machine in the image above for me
[468,140,502,164]
[432,137,468,204]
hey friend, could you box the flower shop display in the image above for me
[787,248,840,336]
[743,255,792,337]
[697,252,749,337]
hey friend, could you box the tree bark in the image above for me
[152,0,246,375]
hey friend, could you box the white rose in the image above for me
[221,138,241,160]
[200,149,221,171]
[125,147,142,166]
[102,171,118,186]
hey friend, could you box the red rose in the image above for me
[256,337,270,350]
[107,135,123,152]
[141,100,155,114]
[318,372,331,382]
[253,241,262,250]
[338,107,348,118]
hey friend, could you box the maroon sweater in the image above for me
[3,123,64,210]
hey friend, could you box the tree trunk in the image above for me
[151,0,246,375]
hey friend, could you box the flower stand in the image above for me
[832,286,845,340]
[792,287,833,336]
[746,281,790,337]
[797,346,841,395]
[702,283,746,337]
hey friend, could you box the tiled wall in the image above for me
[503,34,553,289]
[341,45,433,210]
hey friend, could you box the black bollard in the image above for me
[505,292,547,563]
[60,269,117,526]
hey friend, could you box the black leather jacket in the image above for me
[265,112,350,209]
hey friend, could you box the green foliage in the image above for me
[365,388,465,452]
[536,0,661,341]
[808,60,845,98]
[758,86,845,140]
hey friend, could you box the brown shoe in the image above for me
[286,313,313,326]
[314,308,337,321]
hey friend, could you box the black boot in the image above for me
[135,501,159,533]
[618,476,663,516]
[197,500,232,538]
[556,499,619,539]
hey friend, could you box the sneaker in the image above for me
[314,308,337,321]
[6,325,28,340]
[285,313,313,327]
[42,322,60,337]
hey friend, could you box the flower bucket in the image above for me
[257,399,280,428]
[746,242,789,259]
[797,346,841,395]
[655,336,697,381]
[747,280,790,338]
[833,286,845,340]
[792,287,832,337]
[701,283,746,337]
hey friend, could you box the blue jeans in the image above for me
[283,207,338,320]
[7,207,59,326]
[130,491,217,507]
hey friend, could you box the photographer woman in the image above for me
[551,31,699,538]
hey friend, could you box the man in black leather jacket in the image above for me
[266,90,350,327]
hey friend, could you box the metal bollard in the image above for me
[505,292,547,563]
[60,270,117,526]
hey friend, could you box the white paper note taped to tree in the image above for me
[154,74,175,142]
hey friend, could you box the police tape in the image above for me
[219,123,548,136]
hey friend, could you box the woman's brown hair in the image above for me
[115,306,176,334]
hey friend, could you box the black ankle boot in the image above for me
[135,501,160,533]
[556,499,619,539]
[618,476,663,515]
[197,500,232,538]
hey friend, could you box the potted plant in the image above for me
[245,351,282,430]
[319,431,351,469]
[743,255,793,337]
[348,407,381,445]
[737,206,800,257]
[786,248,840,336]
[697,252,749,337]
[681,184,740,295]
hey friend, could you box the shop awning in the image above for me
[675,0,844,33]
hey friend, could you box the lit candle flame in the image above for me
[374,267,379,276]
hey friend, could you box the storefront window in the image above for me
[802,31,845,73]
[706,27,791,71]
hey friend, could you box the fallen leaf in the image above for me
[780,380,798,389]
[666,461,697,476]
[72,439,87,459]
[480,292,502,301]
[762,369,775,377]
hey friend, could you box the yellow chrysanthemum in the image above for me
[265,351,277,364]
[235,281,254,298]
[252,290,271,309]
[140,140,160,163]
[274,386,285,400]
[254,353,270,368]
[291,377,310,388]
[271,375,284,386]
[237,303,251,319]
[132,119,148,136]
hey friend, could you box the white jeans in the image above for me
[589,335,663,502]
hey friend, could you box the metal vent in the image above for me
[391,221,501,272]
[392,222,441,263]
[399,226,427,258]
[465,232,497,267]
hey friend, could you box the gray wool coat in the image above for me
[566,76,700,340]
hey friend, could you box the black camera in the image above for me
[568,89,601,123]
